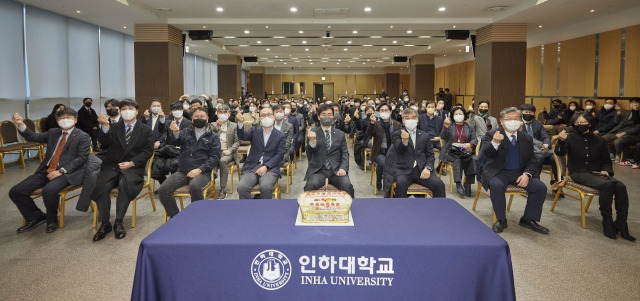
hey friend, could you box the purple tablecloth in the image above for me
[132,198,515,301]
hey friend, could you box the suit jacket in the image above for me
[212,120,241,164]
[391,128,435,174]
[160,117,192,147]
[140,114,166,142]
[607,110,640,135]
[480,129,538,190]
[77,106,98,133]
[524,120,551,145]
[237,125,286,176]
[439,122,476,162]
[93,121,155,199]
[469,114,498,141]
[19,127,91,185]
[286,114,300,142]
[274,120,294,163]
[417,114,443,139]
[305,126,349,180]
[366,119,402,161]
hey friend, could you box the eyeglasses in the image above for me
[260,113,273,118]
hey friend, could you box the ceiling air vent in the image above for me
[314,8,349,18]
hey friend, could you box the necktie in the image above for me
[526,123,533,136]
[125,125,132,144]
[325,130,331,150]
[510,134,517,146]
[47,132,68,173]
[176,120,180,128]
[152,115,157,130]
[411,131,417,167]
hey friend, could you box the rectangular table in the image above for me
[132,198,515,301]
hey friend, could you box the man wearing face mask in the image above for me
[273,104,295,166]
[235,106,287,199]
[104,99,121,125]
[443,88,453,112]
[366,103,401,191]
[385,108,446,198]
[77,97,99,151]
[151,102,193,187]
[304,104,355,197]
[178,94,193,120]
[10,109,91,233]
[542,99,567,129]
[141,99,166,150]
[480,107,549,235]
[520,104,557,184]
[418,101,444,150]
[211,105,241,199]
[92,99,154,241]
[283,102,300,160]
[601,98,640,162]
[159,107,221,216]
[469,100,499,141]
[594,98,618,136]
[435,100,450,122]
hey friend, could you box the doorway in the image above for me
[313,82,334,102]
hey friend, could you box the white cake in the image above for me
[297,190,352,223]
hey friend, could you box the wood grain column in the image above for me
[134,24,183,110]
[474,24,527,115]
[249,66,265,99]
[217,55,242,100]
[410,54,435,101]
[384,66,401,98]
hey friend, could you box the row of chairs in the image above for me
[0,119,47,173]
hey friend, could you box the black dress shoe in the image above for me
[93,222,112,242]
[17,215,47,233]
[492,220,508,233]
[218,190,227,199]
[45,222,58,233]
[464,181,472,197]
[519,217,549,234]
[456,183,465,197]
[114,221,126,239]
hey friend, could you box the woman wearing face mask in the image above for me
[583,99,597,118]
[440,106,477,197]
[44,104,66,132]
[555,112,635,241]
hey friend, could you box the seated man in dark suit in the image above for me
[159,107,221,218]
[389,108,446,198]
[417,101,443,150]
[235,106,287,199]
[304,104,355,198]
[92,99,155,241]
[273,104,295,166]
[520,104,557,183]
[10,109,91,233]
[481,107,549,234]
[140,98,166,150]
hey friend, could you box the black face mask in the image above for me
[553,104,560,108]
[193,118,207,128]
[84,102,92,107]
[522,114,535,122]
[573,124,590,134]
[106,108,119,117]
[244,105,250,110]
[478,109,489,115]
[366,113,373,120]
[291,108,296,113]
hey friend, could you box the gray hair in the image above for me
[217,104,230,112]
[499,107,521,119]
[403,107,418,117]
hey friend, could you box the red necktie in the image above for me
[47,132,67,173]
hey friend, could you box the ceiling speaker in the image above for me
[445,30,470,40]
[188,30,213,40]
[243,57,258,63]
[393,56,408,62]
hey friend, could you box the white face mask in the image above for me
[569,106,576,111]
[504,120,521,132]
[172,110,183,118]
[404,120,418,131]
[585,105,593,110]
[284,108,291,115]
[261,117,274,128]
[249,107,256,112]
[436,104,444,110]
[603,104,613,110]
[404,97,409,102]
[391,106,396,111]
[120,109,137,121]
[411,106,419,111]
[375,101,380,105]
[151,107,160,114]
[274,112,285,120]
[379,112,391,120]
[57,119,75,130]
[183,104,190,111]
[454,114,465,123]
[218,113,229,121]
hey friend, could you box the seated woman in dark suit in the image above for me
[555,112,635,241]
[440,106,477,197]
[44,104,65,132]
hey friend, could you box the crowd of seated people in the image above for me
[5,93,639,242]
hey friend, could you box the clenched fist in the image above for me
[143,109,150,118]
[307,128,317,141]
[169,121,180,133]
[400,129,410,140]
[558,129,567,141]
[12,112,24,127]
[158,109,165,118]
[98,113,110,127]
[443,116,451,127]
[344,114,351,124]
[369,113,377,124]
[492,131,504,144]
[235,108,244,123]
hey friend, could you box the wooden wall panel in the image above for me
[356,75,369,96]
[265,75,273,94]
[399,74,411,96]
[542,43,558,96]
[273,75,282,95]
[559,35,595,96]
[465,61,475,95]
[598,29,622,97]
[435,68,445,93]
[625,25,640,97]
[449,65,459,96]
[526,46,542,96]
[531,97,550,113]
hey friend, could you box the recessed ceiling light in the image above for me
[280,59,283,61]
[353,30,358,34]
[364,7,372,12]
[590,9,595,13]
[419,36,432,38]
[238,45,248,47]
[362,62,366,64]
[302,40,307,44]
[310,62,313,64]
[407,30,412,34]
[203,26,206,29]
[363,45,372,47]
[367,59,370,61]
[338,59,341,61]
[538,25,542,28]
[275,56,279,58]
[273,36,285,39]
[344,48,348,51]
[443,55,447,57]
[224,36,236,39]
[370,36,382,38]
[290,7,297,12]
[244,30,250,34]
[390,25,394,29]
[377,61,383,63]
[305,48,309,51]
[392,40,397,44]
[347,41,352,44]
[216,7,223,12]
[265,25,269,29]
[327,25,331,29]
[284,62,287,64]
[257,41,262,44]
[299,30,304,34]
[438,7,446,12]
[453,25,456,28]
[266,48,270,51]
[382,48,387,51]
[76,10,81,14]
[336,62,340,64]
[123,26,127,29]
[281,45,290,47]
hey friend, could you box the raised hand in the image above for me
[180,94,190,99]
[307,128,317,141]
[401,129,410,140]
[492,130,504,144]
[468,104,474,112]
[558,129,567,141]
[158,109,165,118]
[235,108,244,123]
[143,109,150,118]
[169,120,180,133]
[369,113,377,124]
[98,113,110,127]
[443,116,451,127]
[199,94,209,100]
[12,112,24,127]
[344,114,351,124]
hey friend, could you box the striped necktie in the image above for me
[125,125,132,144]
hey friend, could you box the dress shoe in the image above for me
[463,181,472,197]
[114,221,126,239]
[218,189,227,199]
[519,217,549,234]
[614,220,636,242]
[93,222,112,242]
[602,220,617,240]
[456,183,465,197]
[492,220,508,233]
[45,222,58,233]
[17,215,47,233]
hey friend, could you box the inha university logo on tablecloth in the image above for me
[251,249,292,290]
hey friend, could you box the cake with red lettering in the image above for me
[297,189,352,223]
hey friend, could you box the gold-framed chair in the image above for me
[37,117,47,133]
[249,182,282,199]
[363,137,372,172]
[0,121,27,174]
[389,182,433,198]
[370,162,378,194]
[228,161,241,192]
[107,154,157,228]
[437,139,454,192]
[21,119,45,162]
[549,152,599,228]
[280,161,293,193]
[163,169,218,223]
[26,185,95,228]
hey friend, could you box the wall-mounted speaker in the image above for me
[243,57,258,62]
[393,56,408,62]
[445,30,470,40]
[188,30,213,40]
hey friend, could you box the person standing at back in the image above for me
[77,97,99,151]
